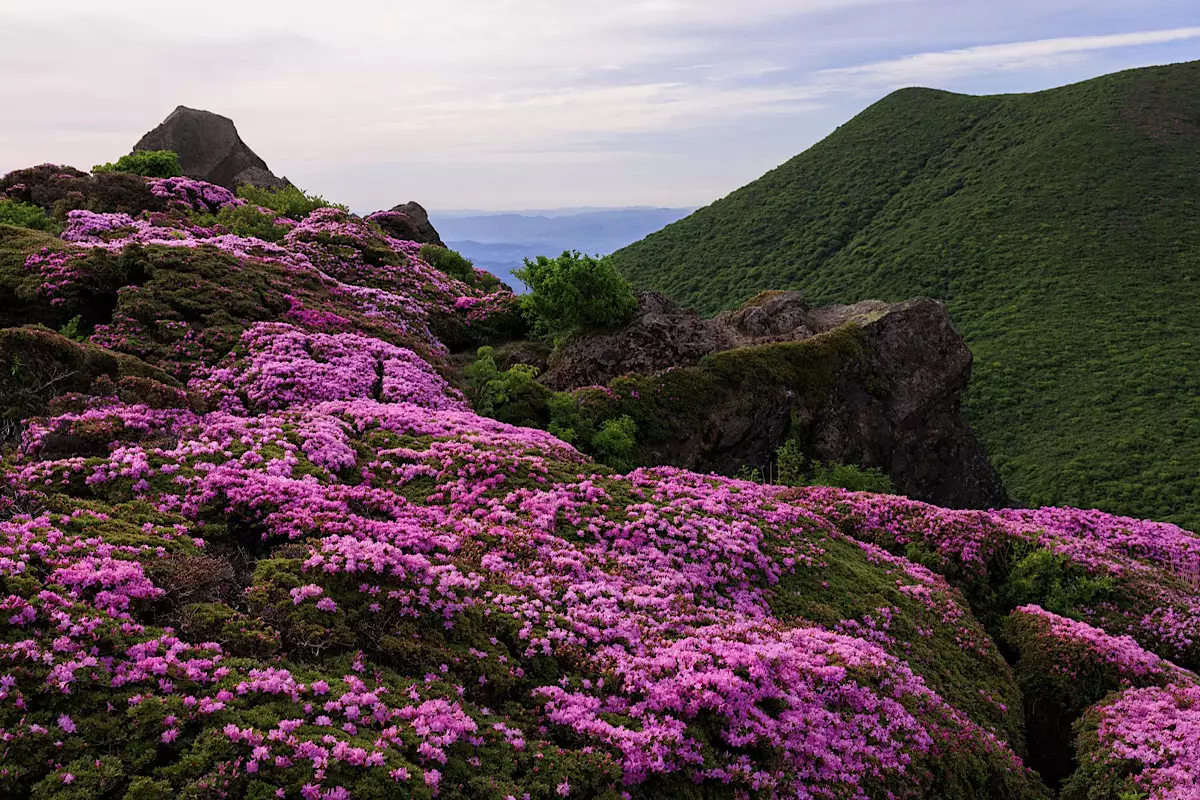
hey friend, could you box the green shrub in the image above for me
[235,184,347,221]
[0,199,59,233]
[210,203,290,242]
[92,150,183,178]
[775,439,807,486]
[808,460,896,492]
[58,316,86,342]
[463,347,549,424]
[420,244,475,283]
[514,250,637,343]
[751,439,898,492]
[589,416,637,471]
[1000,548,1116,615]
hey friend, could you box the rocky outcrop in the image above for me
[804,297,1007,509]
[539,291,1007,509]
[368,203,444,246]
[133,106,289,190]
[540,292,734,390]
[541,290,896,390]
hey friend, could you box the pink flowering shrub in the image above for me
[1003,605,1198,785]
[1065,682,1200,800]
[148,177,242,214]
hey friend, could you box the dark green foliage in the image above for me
[775,439,807,486]
[612,61,1200,530]
[1,166,165,218]
[515,251,637,343]
[1000,548,1117,617]
[57,316,85,342]
[738,439,898,492]
[463,346,551,424]
[92,150,183,178]
[588,416,637,471]
[429,295,530,354]
[421,243,476,282]
[67,171,165,218]
[236,184,347,221]
[0,199,60,233]
[744,439,898,492]
[201,203,290,242]
[807,461,896,492]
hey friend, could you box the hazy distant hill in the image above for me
[433,207,693,289]
[612,60,1200,529]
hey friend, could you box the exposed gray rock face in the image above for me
[367,202,444,246]
[540,293,734,391]
[806,297,1007,509]
[133,106,289,190]
[537,292,1007,509]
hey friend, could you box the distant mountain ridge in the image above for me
[612,60,1200,530]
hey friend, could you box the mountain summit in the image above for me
[133,105,289,190]
[612,60,1200,529]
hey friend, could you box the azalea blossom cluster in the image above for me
[1076,682,1200,800]
[1008,605,1194,682]
[148,176,243,213]
[794,487,1200,665]
[22,185,518,383]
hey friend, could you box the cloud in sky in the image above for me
[2,1,1198,209]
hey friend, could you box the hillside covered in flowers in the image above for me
[1,165,1199,800]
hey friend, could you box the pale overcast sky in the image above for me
[2,1,1198,210]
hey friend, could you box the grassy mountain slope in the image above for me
[612,60,1200,530]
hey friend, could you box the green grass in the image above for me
[612,60,1200,530]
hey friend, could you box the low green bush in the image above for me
[0,199,60,233]
[464,346,544,418]
[588,416,637,471]
[202,203,290,242]
[420,244,475,283]
[515,251,637,343]
[235,184,347,221]
[739,439,897,493]
[92,150,183,178]
[57,316,86,342]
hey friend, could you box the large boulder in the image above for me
[133,106,289,190]
[537,292,1007,509]
[368,202,444,246]
[806,297,1007,509]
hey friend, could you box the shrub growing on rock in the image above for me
[235,184,347,220]
[741,439,898,493]
[92,150,183,178]
[515,250,637,343]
